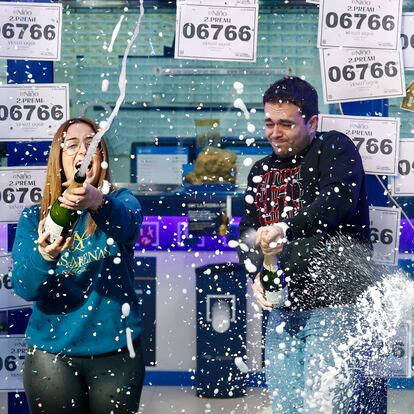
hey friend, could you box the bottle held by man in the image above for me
[260,255,287,308]
[43,171,86,243]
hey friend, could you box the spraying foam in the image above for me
[79,1,145,177]
[122,302,136,359]
[298,235,414,412]
[107,15,125,53]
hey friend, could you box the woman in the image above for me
[12,117,145,414]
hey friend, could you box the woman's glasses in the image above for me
[62,137,98,156]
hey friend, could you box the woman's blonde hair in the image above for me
[40,117,112,235]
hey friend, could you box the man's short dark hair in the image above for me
[263,76,319,122]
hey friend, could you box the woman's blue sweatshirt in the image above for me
[12,188,143,356]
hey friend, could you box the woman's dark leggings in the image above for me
[23,344,145,414]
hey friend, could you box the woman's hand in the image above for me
[58,182,103,211]
[37,218,73,260]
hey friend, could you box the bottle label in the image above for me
[266,285,289,308]
[44,214,64,244]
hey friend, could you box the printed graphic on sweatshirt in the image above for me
[255,166,304,225]
[57,230,116,275]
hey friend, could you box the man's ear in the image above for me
[307,114,318,133]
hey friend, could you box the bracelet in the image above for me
[90,194,105,214]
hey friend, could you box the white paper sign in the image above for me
[369,206,400,266]
[320,48,405,103]
[0,167,46,223]
[0,255,31,311]
[391,139,414,196]
[0,335,26,391]
[318,0,402,50]
[175,1,259,62]
[401,13,414,70]
[0,84,69,140]
[319,115,400,176]
[368,321,412,378]
[0,2,62,61]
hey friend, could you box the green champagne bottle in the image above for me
[260,255,287,308]
[43,171,86,243]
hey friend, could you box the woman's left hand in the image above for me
[59,182,103,211]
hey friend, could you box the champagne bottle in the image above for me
[43,171,86,243]
[260,255,286,308]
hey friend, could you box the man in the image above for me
[238,76,375,413]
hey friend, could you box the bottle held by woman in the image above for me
[43,170,86,243]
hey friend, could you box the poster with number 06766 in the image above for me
[175,1,259,62]
[0,336,26,391]
[0,1,62,61]
[318,0,402,50]
[0,167,46,223]
[0,84,69,140]
[320,48,405,103]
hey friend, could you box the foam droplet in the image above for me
[244,258,257,273]
[234,356,249,373]
[233,81,244,94]
[233,98,250,119]
[239,243,249,252]
[228,240,239,248]
[245,194,254,204]
[243,157,253,167]
[101,79,109,92]
[276,322,286,334]
[122,302,130,317]
[102,180,110,195]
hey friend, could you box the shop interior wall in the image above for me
[1,4,414,178]
[55,5,329,183]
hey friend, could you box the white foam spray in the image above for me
[79,1,145,177]
[299,235,414,413]
[234,356,249,373]
[122,302,136,359]
[233,98,250,120]
[101,79,109,92]
[233,81,244,94]
[107,15,125,53]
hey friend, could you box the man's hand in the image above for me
[59,182,103,211]
[38,218,73,260]
[255,225,285,255]
[252,273,272,311]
